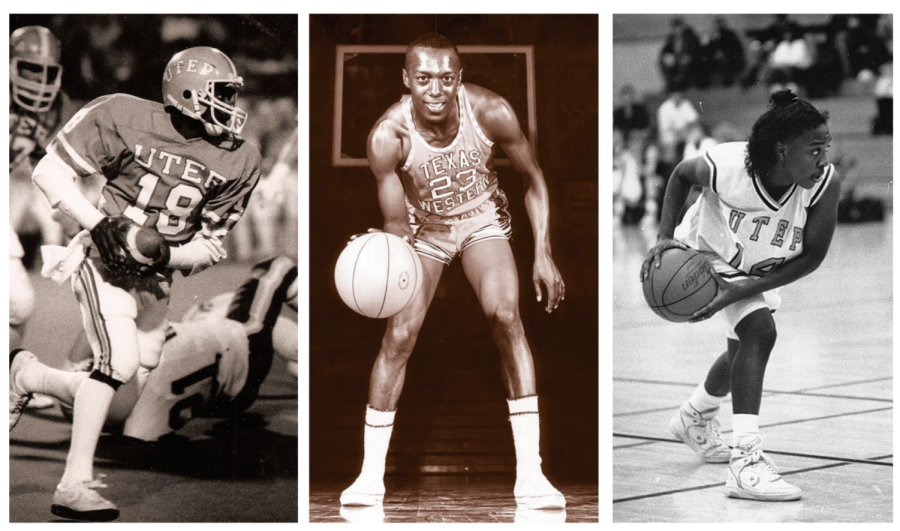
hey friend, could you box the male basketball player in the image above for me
[341,34,566,510]
[10,46,260,521]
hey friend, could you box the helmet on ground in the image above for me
[10,26,63,113]
[162,46,247,137]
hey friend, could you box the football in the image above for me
[124,224,168,264]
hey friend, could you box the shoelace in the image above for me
[744,449,781,479]
[11,392,32,415]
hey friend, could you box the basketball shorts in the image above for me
[703,252,782,340]
[407,189,512,266]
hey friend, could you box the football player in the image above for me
[59,256,298,442]
[10,46,261,522]
[9,26,68,351]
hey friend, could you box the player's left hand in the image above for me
[533,253,565,313]
[688,272,746,322]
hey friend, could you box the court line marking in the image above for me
[613,460,864,504]
[613,433,893,466]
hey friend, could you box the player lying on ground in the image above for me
[341,33,566,510]
[640,89,840,502]
[11,46,261,522]
[52,256,298,441]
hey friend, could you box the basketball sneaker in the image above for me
[726,435,802,501]
[515,472,566,510]
[10,349,35,431]
[340,472,385,506]
[669,401,731,463]
[51,475,120,522]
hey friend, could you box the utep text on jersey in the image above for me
[48,93,261,245]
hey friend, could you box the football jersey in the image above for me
[9,94,66,175]
[675,142,835,279]
[399,84,499,217]
[120,318,250,441]
[48,93,261,244]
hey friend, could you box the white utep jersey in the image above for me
[675,142,835,280]
[121,317,249,441]
[399,84,499,217]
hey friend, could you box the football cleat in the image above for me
[51,475,120,521]
[10,349,35,431]
[514,472,566,510]
[26,393,56,410]
[726,435,802,501]
[669,402,731,463]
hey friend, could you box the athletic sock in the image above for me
[508,395,542,476]
[60,378,115,487]
[731,413,760,451]
[360,405,395,477]
[688,382,725,413]
[15,356,88,407]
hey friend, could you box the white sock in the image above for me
[360,405,395,477]
[508,395,542,476]
[731,414,760,448]
[688,383,725,413]
[16,354,89,407]
[60,378,116,487]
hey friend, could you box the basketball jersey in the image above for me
[675,142,835,279]
[48,94,261,244]
[399,84,499,217]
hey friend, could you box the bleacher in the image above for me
[644,83,893,206]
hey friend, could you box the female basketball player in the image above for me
[640,90,840,501]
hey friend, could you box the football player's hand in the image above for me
[533,251,565,313]
[89,217,134,272]
[640,238,688,282]
[90,217,170,277]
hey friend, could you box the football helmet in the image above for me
[162,46,247,137]
[10,26,63,113]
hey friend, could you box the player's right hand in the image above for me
[89,216,134,273]
[639,238,688,282]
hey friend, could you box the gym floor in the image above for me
[612,215,892,522]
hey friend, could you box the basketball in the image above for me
[642,247,717,323]
[334,232,423,318]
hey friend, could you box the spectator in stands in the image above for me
[845,15,890,80]
[613,129,642,227]
[872,62,892,135]
[656,91,698,176]
[705,17,746,87]
[681,121,717,161]
[659,17,702,92]
[767,27,813,95]
[742,15,800,88]
[613,84,650,145]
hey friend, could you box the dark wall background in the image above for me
[309,14,597,482]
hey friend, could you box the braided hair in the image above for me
[405,33,461,70]
[744,90,829,179]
